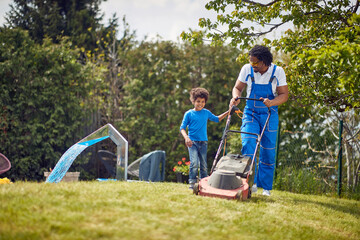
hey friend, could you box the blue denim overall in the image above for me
[241,65,278,190]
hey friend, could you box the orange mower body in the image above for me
[194,174,251,201]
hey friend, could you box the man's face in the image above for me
[249,56,265,73]
[193,97,206,111]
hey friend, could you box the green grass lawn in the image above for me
[0,181,359,240]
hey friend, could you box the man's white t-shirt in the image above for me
[237,63,287,98]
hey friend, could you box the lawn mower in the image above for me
[193,97,271,201]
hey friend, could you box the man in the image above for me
[229,45,288,196]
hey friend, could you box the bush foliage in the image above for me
[0,29,99,180]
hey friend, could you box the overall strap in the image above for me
[250,66,255,82]
[245,66,255,82]
[269,65,277,83]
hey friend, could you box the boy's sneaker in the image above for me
[251,184,257,193]
[189,183,194,190]
[262,190,271,196]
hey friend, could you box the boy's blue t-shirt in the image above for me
[180,108,219,141]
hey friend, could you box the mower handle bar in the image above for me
[235,96,265,102]
[227,129,258,137]
[234,96,271,112]
[210,96,272,175]
[233,97,272,181]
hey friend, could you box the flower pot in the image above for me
[176,172,189,184]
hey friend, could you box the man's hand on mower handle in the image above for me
[259,97,272,107]
[229,97,240,108]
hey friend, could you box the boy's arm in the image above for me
[217,109,230,122]
[180,129,193,147]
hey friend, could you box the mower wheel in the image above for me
[235,190,243,201]
[248,189,252,199]
[193,183,199,195]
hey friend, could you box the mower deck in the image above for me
[194,176,250,201]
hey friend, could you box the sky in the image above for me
[0,0,220,42]
[1,0,358,43]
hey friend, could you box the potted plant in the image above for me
[173,157,190,183]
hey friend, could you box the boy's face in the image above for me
[193,97,206,111]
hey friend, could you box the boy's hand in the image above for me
[185,136,193,147]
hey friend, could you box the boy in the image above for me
[180,88,229,189]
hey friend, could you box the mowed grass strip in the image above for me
[0,181,359,240]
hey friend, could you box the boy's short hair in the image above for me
[190,88,209,103]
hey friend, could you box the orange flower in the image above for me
[173,157,190,176]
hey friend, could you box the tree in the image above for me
[288,14,360,111]
[0,28,101,180]
[182,0,360,110]
[5,0,104,51]
[92,16,137,126]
